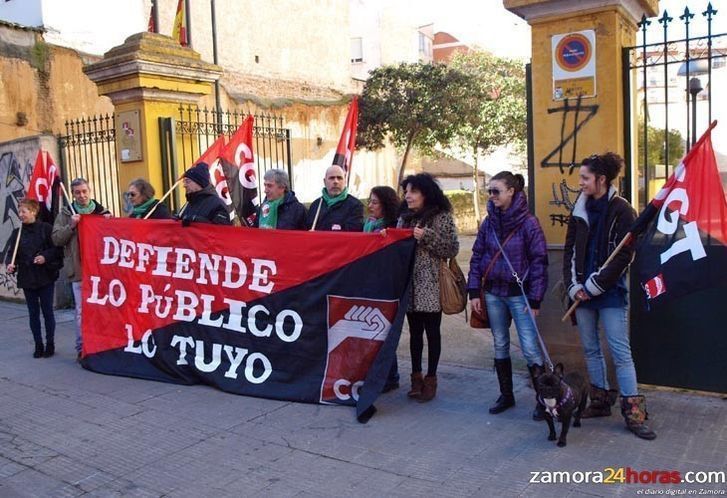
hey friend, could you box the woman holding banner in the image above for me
[563,152,656,440]
[5,199,62,358]
[365,185,402,392]
[124,178,172,220]
[126,178,171,220]
[398,174,459,402]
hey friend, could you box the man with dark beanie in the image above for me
[178,162,232,225]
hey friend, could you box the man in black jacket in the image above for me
[306,165,363,231]
[178,162,232,225]
[254,169,306,230]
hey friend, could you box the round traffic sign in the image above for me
[555,33,592,72]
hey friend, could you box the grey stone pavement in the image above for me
[1,237,725,497]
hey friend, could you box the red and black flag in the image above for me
[26,149,61,223]
[147,2,156,32]
[78,217,414,421]
[632,121,727,306]
[192,135,235,221]
[333,96,358,184]
[220,116,258,226]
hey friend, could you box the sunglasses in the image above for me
[487,188,502,196]
[125,192,138,198]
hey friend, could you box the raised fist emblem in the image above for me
[327,305,391,352]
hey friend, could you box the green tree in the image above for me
[637,122,685,168]
[357,62,470,187]
[449,51,527,222]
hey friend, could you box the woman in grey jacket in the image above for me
[398,174,459,401]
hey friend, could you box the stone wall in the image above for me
[0,135,73,304]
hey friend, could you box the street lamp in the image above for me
[688,77,703,147]
[677,59,709,148]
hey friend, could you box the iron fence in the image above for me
[58,114,122,214]
[174,104,292,189]
[623,2,725,209]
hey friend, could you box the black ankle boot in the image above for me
[43,342,55,358]
[33,342,44,359]
[489,358,515,414]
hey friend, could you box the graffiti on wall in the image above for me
[0,152,32,296]
[548,179,581,227]
[541,96,598,227]
[541,96,600,174]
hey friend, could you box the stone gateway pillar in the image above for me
[84,32,221,197]
[504,0,658,244]
[502,0,659,381]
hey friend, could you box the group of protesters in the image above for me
[4,152,655,441]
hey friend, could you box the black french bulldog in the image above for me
[534,363,588,447]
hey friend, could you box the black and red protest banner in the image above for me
[79,217,414,420]
[632,121,727,306]
[219,116,259,226]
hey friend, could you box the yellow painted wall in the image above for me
[529,8,638,245]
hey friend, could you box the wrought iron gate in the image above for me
[160,105,292,212]
[624,2,727,394]
[58,114,122,214]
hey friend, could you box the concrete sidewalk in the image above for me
[0,299,725,497]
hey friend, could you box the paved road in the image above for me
[0,298,725,497]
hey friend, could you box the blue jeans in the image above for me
[23,283,55,345]
[485,292,543,366]
[575,306,638,396]
[72,281,83,353]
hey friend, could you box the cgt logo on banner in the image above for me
[321,297,398,404]
[633,122,727,306]
[78,216,414,420]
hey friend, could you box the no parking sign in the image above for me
[552,30,596,100]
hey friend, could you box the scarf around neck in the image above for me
[321,187,348,207]
[259,196,284,229]
[132,198,157,218]
[73,200,96,214]
[363,217,385,233]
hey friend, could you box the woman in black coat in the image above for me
[126,178,171,219]
[6,199,63,358]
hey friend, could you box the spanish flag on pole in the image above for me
[172,0,188,47]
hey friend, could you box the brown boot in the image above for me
[582,384,617,418]
[418,375,437,402]
[621,395,657,440]
[407,372,424,399]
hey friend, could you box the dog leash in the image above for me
[492,226,554,373]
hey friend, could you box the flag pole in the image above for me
[59,182,77,215]
[9,224,22,267]
[561,232,633,322]
[144,178,183,219]
[309,199,323,231]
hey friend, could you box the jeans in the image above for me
[71,281,83,353]
[485,292,543,366]
[407,312,442,376]
[575,306,638,396]
[23,283,55,345]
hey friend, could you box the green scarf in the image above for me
[321,187,348,207]
[73,200,96,214]
[363,217,385,233]
[259,196,284,229]
[132,198,157,218]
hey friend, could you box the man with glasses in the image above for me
[52,178,111,362]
